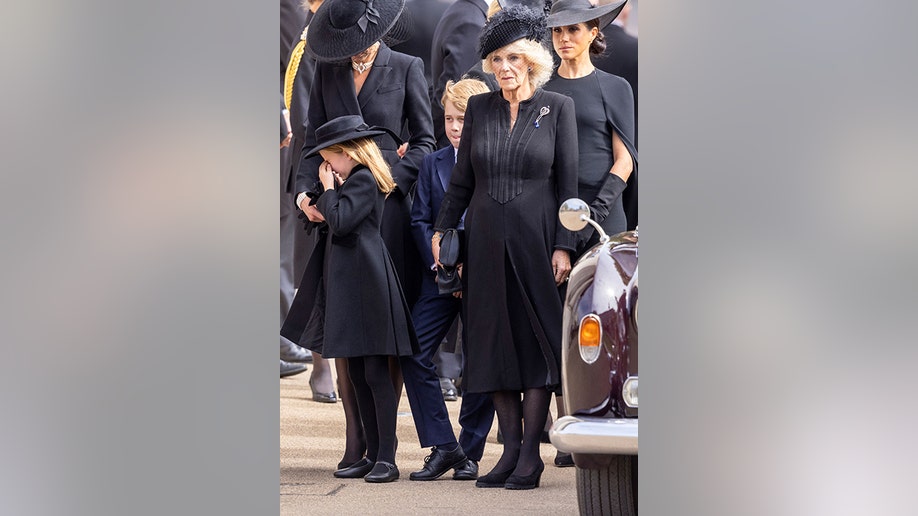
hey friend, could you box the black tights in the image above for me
[490,387,550,476]
[347,355,399,464]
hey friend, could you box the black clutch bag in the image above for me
[436,229,462,295]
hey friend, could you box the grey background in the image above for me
[2,0,917,514]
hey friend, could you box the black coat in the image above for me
[390,0,455,88]
[297,43,436,307]
[593,24,638,230]
[434,89,579,393]
[429,0,488,148]
[282,167,420,358]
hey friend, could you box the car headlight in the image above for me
[623,376,638,408]
[578,314,602,364]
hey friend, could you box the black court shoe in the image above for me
[505,462,545,490]
[364,461,399,483]
[333,457,375,479]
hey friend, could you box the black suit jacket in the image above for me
[429,0,487,148]
[280,0,308,89]
[391,0,454,87]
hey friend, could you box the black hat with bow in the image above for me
[305,0,411,61]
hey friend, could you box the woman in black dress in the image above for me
[544,0,636,254]
[300,114,420,483]
[433,5,579,490]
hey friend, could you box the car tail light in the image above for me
[578,314,602,364]
[623,376,638,407]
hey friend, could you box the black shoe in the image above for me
[475,466,515,488]
[337,458,361,470]
[280,340,312,363]
[309,376,338,403]
[409,445,468,481]
[505,462,545,490]
[365,461,399,483]
[440,377,458,401]
[554,451,574,468]
[333,457,375,479]
[453,459,478,480]
[280,360,308,378]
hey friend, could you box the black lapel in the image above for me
[357,44,393,111]
[331,62,361,115]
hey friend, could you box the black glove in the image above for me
[297,182,327,235]
[590,173,628,224]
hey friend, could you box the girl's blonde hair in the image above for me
[486,0,502,18]
[482,38,554,91]
[326,138,396,194]
[441,78,490,111]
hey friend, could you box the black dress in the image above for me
[544,70,637,251]
[282,167,419,359]
[434,89,579,393]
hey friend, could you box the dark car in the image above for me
[550,199,638,516]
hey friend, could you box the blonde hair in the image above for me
[441,78,490,111]
[486,0,502,18]
[326,138,396,194]
[481,38,554,90]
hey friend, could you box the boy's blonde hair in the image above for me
[481,38,554,91]
[441,78,490,111]
[326,138,396,194]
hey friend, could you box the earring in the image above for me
[528,67,532,72]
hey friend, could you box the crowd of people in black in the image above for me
[279,0,638,488]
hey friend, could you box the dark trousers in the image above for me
[401,273,494,459]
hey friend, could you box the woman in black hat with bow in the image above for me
[432,4,578,490]
[290,114,420,483]
[290,0,435,472]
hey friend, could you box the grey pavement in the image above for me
[281,366,579,515]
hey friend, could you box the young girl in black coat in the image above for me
[297,114,420,483]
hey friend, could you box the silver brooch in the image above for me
[534,106,550,128]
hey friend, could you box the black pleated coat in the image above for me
[434,89,579,393]
[282,167,419,358]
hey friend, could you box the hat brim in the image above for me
[546,0,626,30]
[305,0,407,62]
[304,126,403,158]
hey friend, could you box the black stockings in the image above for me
[347,355,399,464]
[336,358,365,466]
[490,387,550,476]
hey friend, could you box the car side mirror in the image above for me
[558,198,591,231]
[559,198,609,243]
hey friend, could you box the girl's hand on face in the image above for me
[319,161,336,190]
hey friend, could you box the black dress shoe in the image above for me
[439,377,458,402]
[453,459,478,480]
[309,376,338,403]
[364,461,399,483]
[554,451,574,468]
[475,466,515,488]
[505,462,545,490]
[333,457,375,479]
[280,340,312,363]
[409,445,468,481]
[280,360,308,378]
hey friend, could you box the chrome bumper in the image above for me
[549,415,638,455]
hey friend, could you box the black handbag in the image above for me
[436,229,462,295]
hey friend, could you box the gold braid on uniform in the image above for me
[283,26,308,110]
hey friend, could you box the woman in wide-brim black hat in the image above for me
[542,0,637,467]
[285,0,436,480]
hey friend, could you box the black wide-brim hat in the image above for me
[546,0,626,30]
[305,115,403,158]
[305,0,408,62]
[478,4,549,59]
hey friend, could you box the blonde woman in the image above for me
[285,114,419,483]
[433,5,578,490]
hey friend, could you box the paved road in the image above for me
[281,367,579,515]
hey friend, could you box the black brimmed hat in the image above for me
[305,0,408,61]
[478,4,548,59]
[305,115,402,158]
[546,0,626,30]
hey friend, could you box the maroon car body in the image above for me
[550,214,638,516]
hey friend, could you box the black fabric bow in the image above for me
[357,0,380,32]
